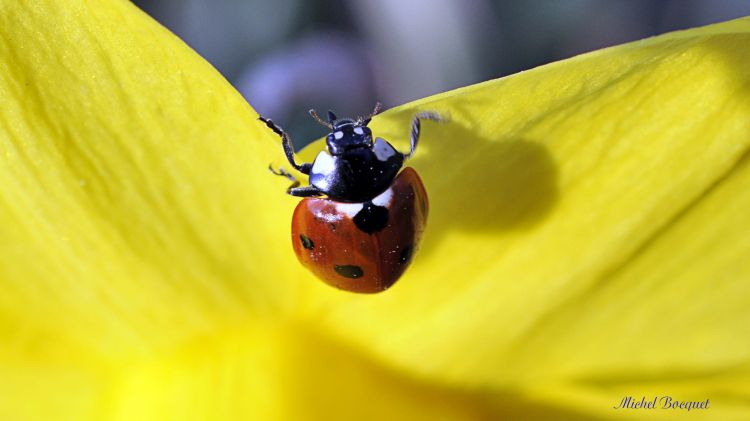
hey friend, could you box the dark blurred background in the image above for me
[134,0,750,146]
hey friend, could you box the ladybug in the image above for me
[260,103,442,293]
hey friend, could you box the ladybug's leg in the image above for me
[269,164,301,193]
[288,185,324,197]
[259,115,312,174]
[269,165,323,197]
[405,111,443,159]
[268,164,297,182]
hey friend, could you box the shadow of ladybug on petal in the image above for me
[403,119,560,255]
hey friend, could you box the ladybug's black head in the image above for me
[325,118,373,155]
[309,103,383,156]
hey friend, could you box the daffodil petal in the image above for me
[110,324,513,421]
[0,1,336,417]
[0,0,299,375]
[301,17,750,419]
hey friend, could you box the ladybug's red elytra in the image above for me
[260,103,442,293]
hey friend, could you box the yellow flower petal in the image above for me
[0,1,320,417]
[300,16,750,420]
[0,0,295,352]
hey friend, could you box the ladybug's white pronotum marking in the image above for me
[373,138,396,161]
[310,151,336,189]
[334,131,344,140]
[353,127,364,135]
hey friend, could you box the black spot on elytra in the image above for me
[353,202,389,234]
[299,234,314,250]
[334,264,364,279]
[399,244,414,264]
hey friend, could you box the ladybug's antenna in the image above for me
[360,102,383,126]
[308,109,333,129]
